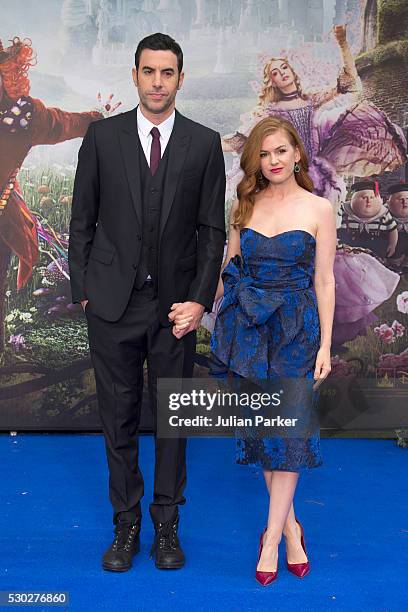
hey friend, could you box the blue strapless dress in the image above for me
[210,228,323,471]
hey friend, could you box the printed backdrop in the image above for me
[1,0,407,431]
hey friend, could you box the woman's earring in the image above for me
[294,162,301,173]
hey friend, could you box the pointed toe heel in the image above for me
[255,529,278,586]
[286,517,311,579]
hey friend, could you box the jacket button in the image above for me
[133,264,137,269]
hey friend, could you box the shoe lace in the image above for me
[112,523,138,553]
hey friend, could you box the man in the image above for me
[68,32,226,572]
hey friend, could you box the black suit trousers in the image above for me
[85,281,196,525]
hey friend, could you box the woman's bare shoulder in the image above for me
[301,192,332,211]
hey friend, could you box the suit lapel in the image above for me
[118,106,191,237]
[159,109,191,240]
[118,107,142,227]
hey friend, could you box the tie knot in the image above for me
[151,127,160,140]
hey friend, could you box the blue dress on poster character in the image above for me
[210,227,323,472]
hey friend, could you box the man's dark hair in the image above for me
[135,33,183,74]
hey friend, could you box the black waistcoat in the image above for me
[133,135,170,290]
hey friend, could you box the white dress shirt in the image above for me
[136,106,175,281]
[136,105,175,166]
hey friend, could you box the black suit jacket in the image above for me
[68,107,226,325]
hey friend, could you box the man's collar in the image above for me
[136,105,175,138]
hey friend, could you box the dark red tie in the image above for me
[150,127,161,176]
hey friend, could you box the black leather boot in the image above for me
[150,515,185,569]
[102,517,141,572]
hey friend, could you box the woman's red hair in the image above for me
[234,116,314,228]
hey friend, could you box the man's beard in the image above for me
[140,92,176,114]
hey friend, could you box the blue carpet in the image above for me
[0,435,407,611]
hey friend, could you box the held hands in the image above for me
[168,301,205,339]
[81,299,88,312]
[313,346,332,391]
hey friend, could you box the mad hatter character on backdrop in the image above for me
[0,36,119,349]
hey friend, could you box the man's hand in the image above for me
[81,299,88,312]
[168,301,205,339]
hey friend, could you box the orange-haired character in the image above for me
[0,37,119,348]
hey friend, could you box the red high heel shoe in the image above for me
[255,528,278,586]
[286,517,310,578]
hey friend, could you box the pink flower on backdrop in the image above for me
[378,348,408,370]
[8,334,27,351]
[391,320,405,337]
[396,291,408,314]
[373,323,395,344]
[330,355,353,377]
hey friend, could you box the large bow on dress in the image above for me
[221,256,286,324]
[211,255,309,380]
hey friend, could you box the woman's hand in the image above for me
[313,346,332,389]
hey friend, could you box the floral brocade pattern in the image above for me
[210,229,323,471]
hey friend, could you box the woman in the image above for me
[209,116,336,585]
[224,25,406,208]
[219,25,403,347]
